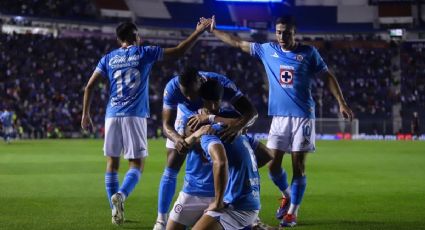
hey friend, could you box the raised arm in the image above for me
[163,19,212,59]
[81,71,103,131]
[211,15,251,54]
[324,71,354,121]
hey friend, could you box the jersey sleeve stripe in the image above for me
[94,67,106,77]
[163,104,177,110]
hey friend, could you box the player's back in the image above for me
[223,134,261,211]
[95,45,163,118]
[200,124,260,211]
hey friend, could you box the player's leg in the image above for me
[266,116,292,219]
[154,142,186,229]
[166,220,186,230]
[195,208,259,230]
[105,156,120,208]
[103,117,124,225]
[281,118,314,227]
[167,192,213,230]
[280,152,306,227]
[192,214,223,230]
[111,117,148,225]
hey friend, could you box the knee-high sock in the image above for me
[288,176,307,215]
[118,168,141,199]
[157,167,179,214]
[105,172,119,208]
[269,168,290,195]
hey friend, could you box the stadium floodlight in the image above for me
[216,0,282,2]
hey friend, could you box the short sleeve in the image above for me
[311,47,328,76]
[200,134,223,162]
[200,124,224,161]
[143,46,164,62]
[94,56,107,77]
[250,42,264,59]
[162,81,178,110]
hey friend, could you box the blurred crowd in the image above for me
[0,0,98,19]
[0,32,422,138]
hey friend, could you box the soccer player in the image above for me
[211,16,354,226]
[191,80,261,230]
[154,66,258,229]
[167,80,270,230]
[0,108,14,144]
[81,20,212,225]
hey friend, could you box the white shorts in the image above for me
[205,206,259,230]
[103,117,148,159]
[169,192,214,227]
[267,116,316,153]
[165,107,185,149]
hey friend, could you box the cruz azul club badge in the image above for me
[279,65,295,88]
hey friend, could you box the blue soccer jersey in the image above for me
[176,112,215,197]
[95,45,163,118]
[250,42,328,118]
[162,71,243,111]
[200,124,261,211]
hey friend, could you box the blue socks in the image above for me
[158,167,179,214]
[118,168,142,198]
[291,176,307,205]
[105,172,119,208]
[269,168,289,192]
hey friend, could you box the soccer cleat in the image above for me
[280,214,297,227]
[111,193,125,225]
[152,220,166,230]
[276,196,291,220]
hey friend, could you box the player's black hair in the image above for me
[199,79,224,101]
[179,66,199,87]
[116,22,138,43]
[275,17,296,31]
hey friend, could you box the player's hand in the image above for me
[81,114,93,131]
[206,201,225,212]
[219,119,243,143]
[187,114,209,131]
[339,103,354,121]
[196,17,212,33]
[174,136,190,154]
[210,15,216,32]
[194,124,215,139]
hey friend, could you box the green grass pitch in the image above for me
[1,139,425,230]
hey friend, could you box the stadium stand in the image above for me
[1,31,423,138]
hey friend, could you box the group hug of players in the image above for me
[81,16,353,230]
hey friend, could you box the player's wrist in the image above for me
[208,115,216,123]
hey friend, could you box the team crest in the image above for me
[296,54,304,62]
[174,204,183,213]
[279,65,295,88]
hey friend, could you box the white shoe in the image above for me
[153,220,166,230]
[111,193,124,225]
